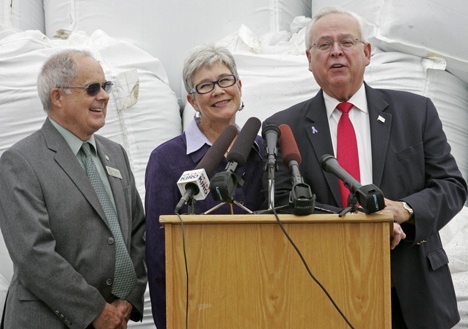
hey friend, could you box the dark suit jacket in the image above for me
[264,84,467,329]
[0,119,147,329]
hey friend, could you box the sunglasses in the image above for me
[60,81,113,96]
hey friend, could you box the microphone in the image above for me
[210,117,261,203]
[278,124,315,215]
[262,124,280,179]
[262,124,280,209]
[319,154,385,214]
[174,125,238,213]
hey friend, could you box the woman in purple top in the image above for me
[144,44,265,329]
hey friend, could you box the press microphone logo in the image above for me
[177,168,210,200]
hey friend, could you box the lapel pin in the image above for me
[311,126,318,134]
[378,115,385,123]
[105,155,110,161]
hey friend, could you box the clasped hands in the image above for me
[93,299,133,329]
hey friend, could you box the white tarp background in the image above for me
[1,0,468,328]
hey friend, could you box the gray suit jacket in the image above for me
[0,119,146,329]
[264,84,467,329]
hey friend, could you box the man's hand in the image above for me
[390,222,407,250]
[382,198,413,224]
[92,302,127,329]
[112,299,133,322]
[379,198,408,249]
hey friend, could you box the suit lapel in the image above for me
[41,120,124,235]
[41,120,108,223]
[365,84,392,187]
[305,92,342,205]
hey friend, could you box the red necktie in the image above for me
[336,102,360,207]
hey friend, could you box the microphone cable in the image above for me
[271,207,355,329]
[174,209,355,329]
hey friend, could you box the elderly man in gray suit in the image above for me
[0,49,146,329]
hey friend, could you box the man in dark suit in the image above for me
[0,49,146,328]
[264,6,467,329]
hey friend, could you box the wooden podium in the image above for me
[160,213,393,329]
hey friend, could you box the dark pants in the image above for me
[392,287,408,329]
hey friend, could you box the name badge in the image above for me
[106,166,122,179]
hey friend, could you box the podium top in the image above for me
[159,213,394,225]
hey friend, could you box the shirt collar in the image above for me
[185,119,240,156]
[49,117,97,155]
[323,83,368,118]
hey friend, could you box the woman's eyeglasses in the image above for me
[191,75,237,95]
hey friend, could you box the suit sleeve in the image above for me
[397,98,467,242]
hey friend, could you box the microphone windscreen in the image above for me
[196,124,238,177]
[279,124,302,165]
[227,117,261,166]
[262,124,280,139]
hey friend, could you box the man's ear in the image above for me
[50,88,63,107]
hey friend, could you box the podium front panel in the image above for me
[161,214,392,329]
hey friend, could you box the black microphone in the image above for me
[262,124,280,209]
[278,124,315,215]
[262,124,280,180]
[210,117,261,203]
[319,154,385,214]
[174,125,238,213]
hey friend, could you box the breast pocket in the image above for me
[394,142,425,191]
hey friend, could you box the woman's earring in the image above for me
[194,111,201,123]
[238,101,245,112]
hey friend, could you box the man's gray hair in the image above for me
[305,6,368,50]
[37,49,94,112]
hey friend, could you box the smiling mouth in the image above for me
[89,108,103,113]
[212,100,230,107]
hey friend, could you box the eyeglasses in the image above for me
[191,74,238,95]
[310,37,365,52]
[61,81,113,96]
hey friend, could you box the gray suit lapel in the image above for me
[41,120,110,227]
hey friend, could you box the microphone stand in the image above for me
[267,177,275,210]
[254,204,289,214]
[205,164,254,214]
[339,192,365,217]
[203,200,254,214]
[187,198,196,215]
[339,183,386,217]
[265,156,278,210]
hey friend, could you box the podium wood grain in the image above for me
[161,214,393,329]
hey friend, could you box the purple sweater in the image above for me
[144,125,265,328]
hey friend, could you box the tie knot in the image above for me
[337,102,353,114]
[81,142,92,157]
